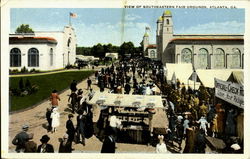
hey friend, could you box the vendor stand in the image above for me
[88,92,169,144]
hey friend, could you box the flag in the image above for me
[145,26,151,32]
[70,12,77,18]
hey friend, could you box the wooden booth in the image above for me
[88,92,169,144]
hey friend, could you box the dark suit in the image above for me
[101,135,115,153]
[66,120,75,142]
[12,131,29,152]
[76,115,86,144]
[37,144,54,153]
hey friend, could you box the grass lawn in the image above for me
[9,70,94,112]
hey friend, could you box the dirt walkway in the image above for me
[9,72,156,153]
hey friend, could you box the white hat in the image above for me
[231,144,241,150]
[53,107,58,112]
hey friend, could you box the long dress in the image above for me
[156,143,169,153]
[51,111,60,128]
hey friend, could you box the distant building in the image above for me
[141,32,157,59]
[76,55,99,61]
[105,52,118,60]
[155,10,244,69]
[9,26,76,71]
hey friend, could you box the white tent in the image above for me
[192,69,242,88]
[166,63,193,85]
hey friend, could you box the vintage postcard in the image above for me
[1,0,250,159]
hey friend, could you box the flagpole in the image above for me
[69,13,71,26]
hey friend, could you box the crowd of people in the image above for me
[159,74,242,153]
[12,57,242,154]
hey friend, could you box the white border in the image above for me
[1,0,250,159]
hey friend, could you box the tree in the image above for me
[91,43,105,58]
[15,24,34,33]
[119,42,135,58]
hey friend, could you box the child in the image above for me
[51,108,60,133]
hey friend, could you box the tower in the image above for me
[143,30,149,57]
[161,10,173,64]
[156,16,163,60]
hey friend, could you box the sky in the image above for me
[10,8,245,47]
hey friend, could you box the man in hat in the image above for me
[66,114,76,143]
[12,124,29,152]
[37,135,54,153]
[76,110,87,146]
[68,90,78,113]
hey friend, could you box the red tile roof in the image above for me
[9,36,57,44]
[147,44,157,48]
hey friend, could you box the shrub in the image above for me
[21,66,28,73]
[19,78,24,91]
[65,64,73,69]
[10,88,21,96]
[29,68,36,73]
[9,69,19,74]
[30,84,39,94]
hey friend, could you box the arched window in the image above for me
[50,48,53,66]
[230,48,241,68]
[181,48,192,63]
[28,48,39,67]
[150,50,156,58]
[67,38,71,47]
[10,48,21,67]
[166,19,169,25]
[197,48,208,69]
[214,48,225,68]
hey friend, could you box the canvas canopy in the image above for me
[166,63,193,85]
[189,69,242,88]
[227,71,244,85]
[88,92,164,108]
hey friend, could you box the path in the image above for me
[9,71,156,153]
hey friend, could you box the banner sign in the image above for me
[214,78,244,109]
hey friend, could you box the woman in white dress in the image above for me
[156,135,169,153]
[51,107,60,133]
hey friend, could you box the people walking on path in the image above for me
[68,90,78,114]
[46,108,52,132]
[70,80,77,92]
[87,77,92,90]
[66,114,76,143]
[24,133,37,153]
[49,90,60,108]
[76,110,87,146]
[50,107,60,133]
[12,124,30,153]
[37,135,54,153]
